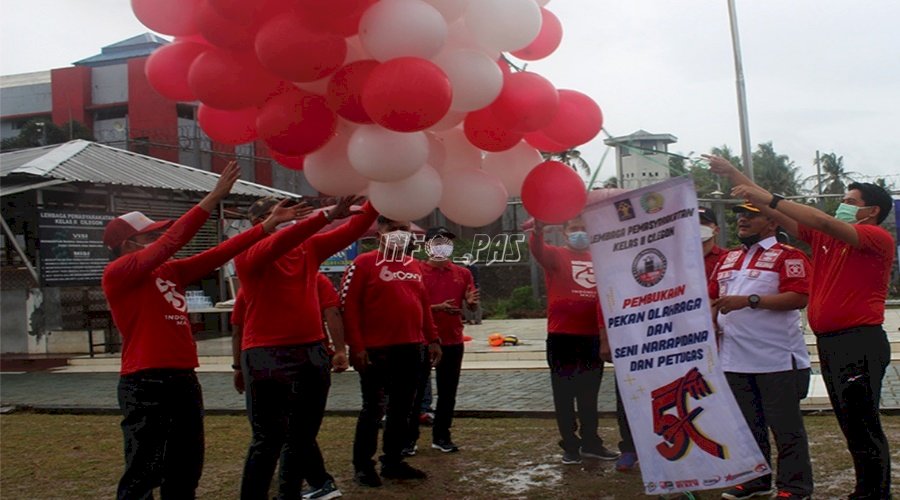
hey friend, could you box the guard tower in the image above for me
[604,130,677,189]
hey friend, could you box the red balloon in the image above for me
[361,57,452,132]
[296,0,377,36]
[541,89,604,149]
[197,104,258,145]
[207,0,283,23]
[255,14,346,82]
[145,42,207,101]
[271,151,306,171]
[497,58,512,78]
[488,71,558,133]
[196,0,256,50]
[188,48,281,109]
[464,108,523,152]
[256,88,337,156]
[326,60,378,123]
[510,8,563,61]
[521,160,587,223]
[131,0,201,36]
[524,130,568,153]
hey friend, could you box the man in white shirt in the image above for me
[709,203,813,500]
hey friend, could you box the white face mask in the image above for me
[699,225,714,242]
[429,243,454,260]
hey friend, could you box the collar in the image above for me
[744,235,778,251]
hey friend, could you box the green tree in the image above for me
[805,152,859,195]
[751,142,802,196]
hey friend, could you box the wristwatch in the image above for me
[748,294,761,309]
[768,194,784,209]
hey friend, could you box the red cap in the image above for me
[103,211,173,250]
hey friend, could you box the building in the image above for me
[604,130,678,189]
[0,33,315,196]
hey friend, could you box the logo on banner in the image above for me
[641,192,665,214]
[651,367,726,461]
[571,260,596,289]
[632,248,667,287]
[615,199,636,221]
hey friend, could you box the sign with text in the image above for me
[319,241,359,273]
[583,177,767,495]
[38,211,114,287]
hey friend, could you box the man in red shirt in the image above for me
[341,216,442,487]
[699,206,726,278]
[412,226,479,454]
[708,155,895,500]
[102,162,310,499]
[530,217,619,465]
[235,195,375,500]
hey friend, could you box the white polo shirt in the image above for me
[709,236,812,374]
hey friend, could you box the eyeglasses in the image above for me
[735,212,762,219]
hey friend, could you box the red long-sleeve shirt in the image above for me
[420,261,474,345]
[235,203,377,350]
[103,206,268,375]
[529,232,600,335]
[340,250,439,353]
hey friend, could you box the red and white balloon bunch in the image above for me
[135,0,603,226]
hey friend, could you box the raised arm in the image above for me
[309,198,378,264]
[528,221,559,271]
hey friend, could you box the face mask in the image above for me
[738,233,761,248]
[699,225,714,242]
[567,231,590,250]
[429,243,454,260]
[834,203,872,224]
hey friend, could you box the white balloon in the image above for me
[536,0,550,5]
[426,132,447,170]
[304,126,370,196]
[344,36,369,63]
[434,127,482,172]
[359,0,448,61]
[439,168,508,227]
[348,125,429,181]
[482,141,543,197]
[422,0,470,23]
[464,0,542,52]
[427,109,466,131]
[433,49,503,112]
[369,165,443,221]
[443,20,500,60]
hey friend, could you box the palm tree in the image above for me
[752,142,802,196]
[805,152,859,195]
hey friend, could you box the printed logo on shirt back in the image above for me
[571,260,596,289]
[378,266,422,282]
[156,278,186,312]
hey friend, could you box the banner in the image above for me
[583,177,768,495]
[38,211,114,287]
[320,242,359,273]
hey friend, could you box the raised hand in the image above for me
[325,195,366,222]
[701,154,740,177]
[731,184,772,207]
[465,287,480,306]
[260,199,314,234]
[200,161,241,212]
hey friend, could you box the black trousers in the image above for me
[614,382,636,453]
[817,325,892,499]
[240,343,332,500]
[433,343,465,442]
[546,334,604,453]
[117,369,204,500]
[725,368,813,496]
[407,344,430,446]
[353,343,421,470]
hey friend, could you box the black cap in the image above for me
[697,207,717,225]
[247,197,279,221]
[731,202,761,214]
[425,226,456,240]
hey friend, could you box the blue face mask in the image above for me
[834,203,863,223]
[568,231,590,250]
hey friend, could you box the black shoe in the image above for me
[431,439,460,453]
[561,450,582,465]
[401,444,417,457]
[720,483,773,499]
[354,468,382,488]
[303,479,342,500]
[380,461,428,480]
[581,444,620,460]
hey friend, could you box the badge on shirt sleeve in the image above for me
[784,259,806,278]
[719,251,742,270]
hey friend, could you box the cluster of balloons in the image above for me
[135,0,604,226]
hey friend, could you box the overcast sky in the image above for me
[2,0,898,190]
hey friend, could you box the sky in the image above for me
[2,0,899,192]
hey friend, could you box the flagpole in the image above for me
[727,0,754,182]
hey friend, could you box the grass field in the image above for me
[1,413,897,499]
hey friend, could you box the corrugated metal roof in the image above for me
[0,140,300,199]
[74,33,169,67]
[0,71,52,89]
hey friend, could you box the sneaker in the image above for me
[561,450,582,465]
[401,444,418,457]
[354,468,382,488]
[303,480,342,500]
[774,491,809,500]
[431,439,460,453]
[581,445,620,460]
[615,451,639,472]
[721,483,774,499]
[419,412,434,425]
[380,461,428,480]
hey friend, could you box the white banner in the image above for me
[583,177,769,495]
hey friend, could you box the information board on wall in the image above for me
[38,211,114,287]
